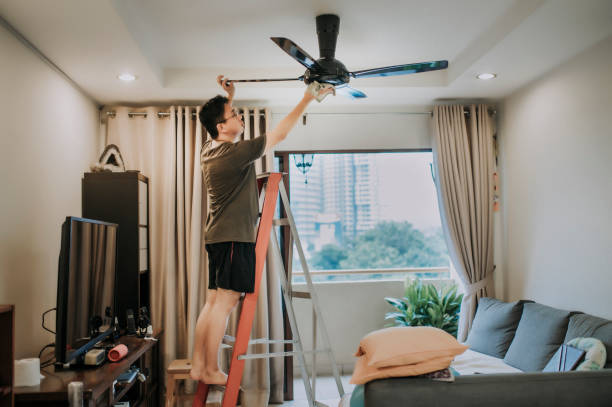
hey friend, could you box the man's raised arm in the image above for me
[265,87,334,153]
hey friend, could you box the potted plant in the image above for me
[385,277,463,337]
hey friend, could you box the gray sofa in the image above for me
[365,299,612,406]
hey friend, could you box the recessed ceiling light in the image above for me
[477,73,497,80]
[118,73,137,81]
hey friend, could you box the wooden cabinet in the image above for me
[14,335,161,407]
[0,305,14,407]
[82,171,151,329]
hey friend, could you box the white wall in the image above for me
[291,280,404,375]
[270,108,432,151]
[498,36,612,317]
[292,279,454,374]
[0,24,100,358]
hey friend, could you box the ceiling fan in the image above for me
[229,14,448,99]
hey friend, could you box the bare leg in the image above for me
[201,288,241,385]
[189,289,217,381]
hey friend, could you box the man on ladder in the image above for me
[191,76,335,386]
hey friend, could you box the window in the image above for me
[276,151,450,282]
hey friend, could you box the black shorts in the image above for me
[206,241,256,293]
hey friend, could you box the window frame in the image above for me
[274,148,449,280]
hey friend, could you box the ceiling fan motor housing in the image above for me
[304,58,349,86]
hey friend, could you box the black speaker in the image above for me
[126,309,136,334]
[137,306,150,337]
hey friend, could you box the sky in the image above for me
[375,152,443,231]
[288,151,444,233]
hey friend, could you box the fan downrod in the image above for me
[305,14,350,86]
[316,14,339,59]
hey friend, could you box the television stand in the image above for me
[15,333,162,407]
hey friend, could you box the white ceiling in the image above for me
[1,0,611,107]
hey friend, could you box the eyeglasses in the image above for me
[216,108,242,124]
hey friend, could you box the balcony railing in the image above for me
[290,266,450,283]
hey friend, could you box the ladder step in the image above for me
[273,218,290,226]
[237,349,332,360]
[250,339,297,345]
[223,335,297,346]
[291,291,311,299]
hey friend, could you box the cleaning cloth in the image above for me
[306,81,335,102]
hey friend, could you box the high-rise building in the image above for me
[320,154,380,241]
[289,155,323,253]
[353,154,379,234]
[321,154,355,242]
[290,153,381,256]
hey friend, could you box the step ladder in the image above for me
[193,172,345,407]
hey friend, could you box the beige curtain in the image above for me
[103,105,284,406]
[176,106,208,364]
[221,107,285,406]
[103,106,206,374]
[432,104,496,342]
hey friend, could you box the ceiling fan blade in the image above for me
[227,77,303,83]
[350,60,448,79]
[270,37,323,70]
[336,85,367,99]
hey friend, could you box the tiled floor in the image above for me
[194,375,354,407]
[270,375,354,407]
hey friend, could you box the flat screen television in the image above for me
[55,216,119,366]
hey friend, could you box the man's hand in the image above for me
[217,75,235,101]
[303,84,335,103]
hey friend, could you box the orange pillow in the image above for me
[350,354,454,385]
[355,326,468,368]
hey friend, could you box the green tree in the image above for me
[340,241,402,269]
[310,244,347,270]
[310,221,449,270]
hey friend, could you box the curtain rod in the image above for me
[272,108,496,117]
[105,108,267,119]
[105,107,496,119]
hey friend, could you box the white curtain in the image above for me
[432,104,496,342]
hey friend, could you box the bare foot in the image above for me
[189,358,206,381]
[201,369,228,385]
[189,366,203,382]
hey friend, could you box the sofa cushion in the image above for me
[564,313,612,367]
[503,303,571,372]
[355,326,468,369]
[466,298,527,358]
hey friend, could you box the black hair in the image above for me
[199,95,228,139]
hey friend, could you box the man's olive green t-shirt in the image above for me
[200,135,267,243]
